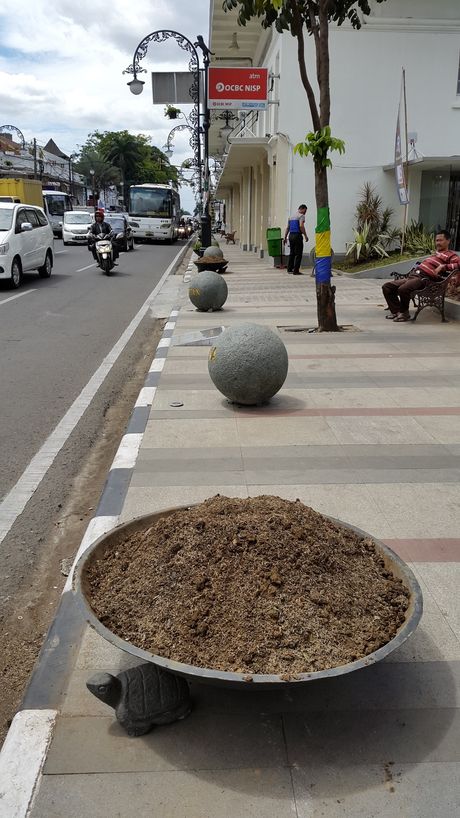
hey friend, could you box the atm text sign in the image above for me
[208,67,268,110]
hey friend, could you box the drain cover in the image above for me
[278,324,360,334]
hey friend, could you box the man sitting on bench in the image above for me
[382,230,460,321]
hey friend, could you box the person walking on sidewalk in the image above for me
[284,204,308,274]
[382,230,460,321]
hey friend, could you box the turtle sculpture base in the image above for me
[87,663,192,737]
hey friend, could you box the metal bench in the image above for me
[390,269,458,322]
[224,231,237,244]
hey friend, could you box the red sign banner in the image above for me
[208,67,268,110]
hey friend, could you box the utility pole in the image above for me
[33,138,37,179]
[195,35,212,248]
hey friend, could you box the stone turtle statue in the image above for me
[87,663,192,737]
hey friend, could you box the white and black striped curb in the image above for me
[23,305,180,706]
[0,297,183,818]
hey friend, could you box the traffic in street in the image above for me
[0,239,181,500]
[0,237,185,741]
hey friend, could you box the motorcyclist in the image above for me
[88,210,118,263]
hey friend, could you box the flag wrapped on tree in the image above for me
[223,0,388,331]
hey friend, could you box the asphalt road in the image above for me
[0,239,180,500]
[0,237,186,737]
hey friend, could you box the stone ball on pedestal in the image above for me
[208,323,288,405]
[189,270,228,312]
[203,246,224,259]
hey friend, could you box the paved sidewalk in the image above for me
[7,246,460,816]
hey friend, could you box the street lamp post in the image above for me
[123,29,213,247]
[68,152,78,202]
[89,168,95,211]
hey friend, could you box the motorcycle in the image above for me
[88,232,117,275]
[177,225,187,240]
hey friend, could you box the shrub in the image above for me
[403,221,436,255]
[346,182,401,263]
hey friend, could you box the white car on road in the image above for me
[0,202,54,289]
[62,211,94,245]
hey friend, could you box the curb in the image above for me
[0,250,185,818]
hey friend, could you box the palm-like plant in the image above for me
[348,182,400,262]
[74,149,120,200]
[98,130,146,190]
[346,221,389,262]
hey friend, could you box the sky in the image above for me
[0,0,210,211]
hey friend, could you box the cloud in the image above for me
[0,0,209,212]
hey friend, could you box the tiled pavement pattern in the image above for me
[29,247,460,817]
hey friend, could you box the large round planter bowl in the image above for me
[73,506,423,690]
[193,257,228,274]
[189,270,228,312]
[208,323,288,405]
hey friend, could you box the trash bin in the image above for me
[266,227,282,257]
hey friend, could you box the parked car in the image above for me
[0,202,54,289]
[62,211,94,245]
[104,214,134,252]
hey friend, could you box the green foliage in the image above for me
[164,105,181,118]
[404,221,436,255]
[346,221,389,262]
[222,0,387,35]
[346,182,400,263]
[76,131,178,189]
[74,148,120,193]
[294,126,345,169]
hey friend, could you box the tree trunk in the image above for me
[314,162,339,331]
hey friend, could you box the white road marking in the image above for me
[149,357,165,373]
[76,263,96,272]
[0,245,184,548]
[135,386,157,407]
[0,289,36,306]
[157,337,172,348]
[54,250,66,255]
[110,433,143,470]
[0,709,57,818]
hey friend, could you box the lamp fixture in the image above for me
[215,109,237,139]
[127,77,145,95]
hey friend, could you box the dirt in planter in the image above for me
[85,496,411,676]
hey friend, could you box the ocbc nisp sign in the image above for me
[208,67,268,110]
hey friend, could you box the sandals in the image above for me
[393,312,411,322]
[385,313,398,319]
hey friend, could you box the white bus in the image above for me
[128,184,180,243]
[42,190,73,237]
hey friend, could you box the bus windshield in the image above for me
[43,194,71,216]
[130,189,172,218]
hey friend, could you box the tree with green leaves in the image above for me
[74,148,120,206]
[223,0,387,331]
[76,131,179,206]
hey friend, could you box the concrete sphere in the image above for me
[189,270,228,312]
[203,245,224,259]
[208,323,288,405]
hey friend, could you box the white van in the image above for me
[62,211,94,245]
[0,202,54,288]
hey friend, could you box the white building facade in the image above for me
[210,0,460,256]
